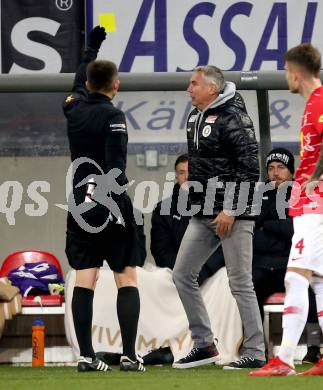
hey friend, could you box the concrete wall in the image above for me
[0,155,178,276]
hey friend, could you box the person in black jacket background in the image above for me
[253,147,320,364]
[151,154,225,285]
[252,148,294,320]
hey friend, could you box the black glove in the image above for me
[87,26,106,51]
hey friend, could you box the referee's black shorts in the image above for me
[65,196,141,273]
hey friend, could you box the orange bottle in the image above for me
[32,319,45,367]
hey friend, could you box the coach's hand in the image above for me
[88,26,107,51]
[213,211,235,238]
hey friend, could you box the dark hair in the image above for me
[86,60,118,91]
[285,43,321,77]
[175,154,188,169]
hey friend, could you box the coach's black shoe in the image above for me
[172,342,220,369]
[120,355,146,372]
[302,346,321,364]
[77,356,112,372]
[223,356,266,370]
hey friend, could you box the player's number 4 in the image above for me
[295,238,305,255]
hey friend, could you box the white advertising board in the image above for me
[89,0,315,145]
[89,0,323,72]
[115,90,304,145]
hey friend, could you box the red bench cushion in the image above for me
[264,292,285,304]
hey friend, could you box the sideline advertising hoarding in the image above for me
[87,0,323,72]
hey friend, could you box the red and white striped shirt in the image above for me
[289,86,323,216]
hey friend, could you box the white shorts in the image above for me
[287,214,323,276]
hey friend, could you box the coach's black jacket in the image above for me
[186,82,259,217]
[63,48,130,229]
[151,183,225,285]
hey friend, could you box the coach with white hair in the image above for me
[172,65,265,370]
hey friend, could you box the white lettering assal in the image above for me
[10,17,62,73]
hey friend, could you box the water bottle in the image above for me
[32,319,45,367]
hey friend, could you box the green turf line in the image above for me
[0,364,320,390]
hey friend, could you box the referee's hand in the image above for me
[88,26,107,51]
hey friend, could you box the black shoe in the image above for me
[120,355,146,372]
[96,351,122,365]
[223,356,266,370]
[143,347,174,365]
[302,346,321,364]
[77,356,112,372]
[172,343,220,369]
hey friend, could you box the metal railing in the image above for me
[0,70,291,92]
[0,70,310,177]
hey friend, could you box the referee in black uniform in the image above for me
[63,26,145,372]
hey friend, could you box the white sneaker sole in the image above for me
[223,365,244,370]
[223,364,266,370]
[172,355,220,369]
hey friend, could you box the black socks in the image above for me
[117,286,140,360]
[72,286,95,359]
[72,285,140,361]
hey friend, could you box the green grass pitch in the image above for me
[0,364,321,390]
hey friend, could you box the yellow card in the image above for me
[99,13,116,32]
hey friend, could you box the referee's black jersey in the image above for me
[63,49,129,227]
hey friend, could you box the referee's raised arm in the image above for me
[63,26,107,111]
